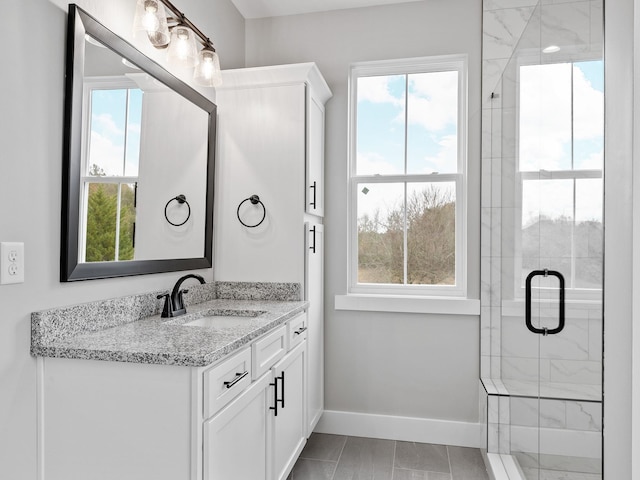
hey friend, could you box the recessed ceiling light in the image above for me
[542,45,561,53]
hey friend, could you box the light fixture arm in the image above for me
[157,0,216,51]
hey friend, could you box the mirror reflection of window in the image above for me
[517,60,604,291]
[82,83,143,262]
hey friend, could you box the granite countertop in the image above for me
[31,282,307,368]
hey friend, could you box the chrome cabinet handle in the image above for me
[294,326,307,335]
[525,269,565,336]
[223,371,248,389]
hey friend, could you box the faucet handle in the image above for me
[172,289,189,316]
[157,293,173,318]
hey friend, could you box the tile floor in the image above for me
[287,433,490,480]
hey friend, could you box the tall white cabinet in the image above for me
[215,63,331,435]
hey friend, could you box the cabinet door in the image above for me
[204,373,272,480]
[305,222,324,433]
[306,91,325,217]
[272,342,307,480]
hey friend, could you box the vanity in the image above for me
[43,4,330,479]
[32,282,309,480]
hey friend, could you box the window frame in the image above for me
[511,56,604,302]
[79,76,142,263]
[347,55,468,298]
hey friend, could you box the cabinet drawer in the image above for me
[287,313,307,351]
[204,347,252,418]
[252,325,287,379]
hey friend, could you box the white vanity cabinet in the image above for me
[272,341,307,480]
[39,313,308,480]
[215,63,331,436]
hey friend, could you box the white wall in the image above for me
[245,0,483,424]
[604,0,634,477]
[0,1,244,478]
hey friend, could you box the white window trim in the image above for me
[79,76,140,263]
[345,54,469,301]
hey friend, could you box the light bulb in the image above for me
[194,49,222,87]
[167,26,199,68]
[133,0,170,47]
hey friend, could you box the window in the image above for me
[348,56,467,296]
[80,77,143,262]
[516,60,603,297]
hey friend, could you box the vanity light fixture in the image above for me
[133,0,222,86]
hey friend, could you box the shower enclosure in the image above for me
[481,1,603,479]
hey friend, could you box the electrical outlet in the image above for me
[1,242,24,285]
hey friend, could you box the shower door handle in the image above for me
[525,269,565,336]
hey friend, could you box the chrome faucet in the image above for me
[157,274,206,318]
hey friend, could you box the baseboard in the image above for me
[314,410,485,448]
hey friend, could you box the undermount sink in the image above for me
[176,309,266,328]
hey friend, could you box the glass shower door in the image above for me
[506,53,604,480]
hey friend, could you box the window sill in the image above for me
[334,294,480,315]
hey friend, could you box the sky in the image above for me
[355,60,604,228]
[88,88,142,178]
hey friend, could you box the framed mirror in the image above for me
[61,4,216,281]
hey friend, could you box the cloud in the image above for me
[88,131,125,176]
[519,63,603,171]
[405,71,458,131]
[92,113,125,140]
[357,151,402,175]
[420,134,458,173]
[357,76,403,107]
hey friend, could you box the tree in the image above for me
[357,185,456,285]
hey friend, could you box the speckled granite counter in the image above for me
[31,282,307,367]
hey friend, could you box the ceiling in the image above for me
[229,0,425,19]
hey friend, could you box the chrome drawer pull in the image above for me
[294,326,307,335]
[223,371,248,389]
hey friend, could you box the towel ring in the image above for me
[164,194,191,227]
[237,194,266,228]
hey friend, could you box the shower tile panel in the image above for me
[539,321,589,361]
[491,208,502,258]
[490,108,503,159]
[482,59,508,101]
[488,423,500,452]
[499,422,511,454]
[565,401,602,431]
[481,256,492,307]
[499,108,517,158]
[491,355,502,379]
[511,397,567,428]
[588,312,603,361]
[482,155,492,208]
[549,359,601,385]
[483,7,537,60]
[481,307,491,356]
[484,0,538,11]
[541,2,591,54]
[488,395,500,424]
[501,357,551,383]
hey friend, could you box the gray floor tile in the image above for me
[332,436,395,480]
[393,467,452,480]
[289,458,337,480]
[395,442,450,474]
[447,446,489,480]
[300,433,347,461]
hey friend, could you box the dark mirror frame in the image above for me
[61,4,216,281]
